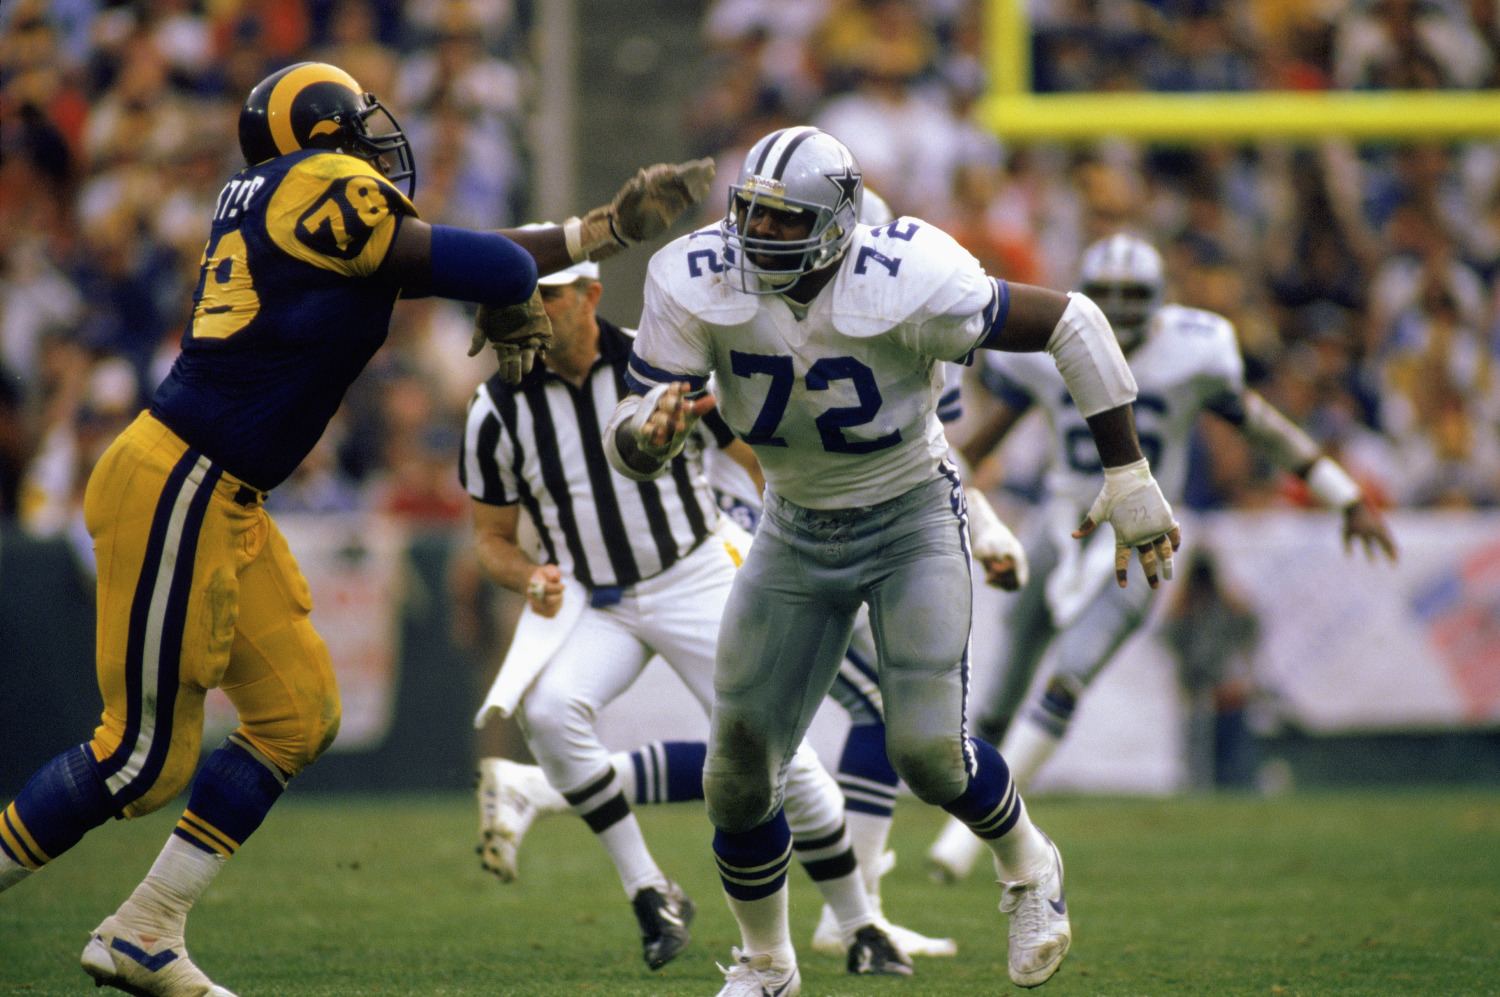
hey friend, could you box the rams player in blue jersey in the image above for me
[0,61,712,996]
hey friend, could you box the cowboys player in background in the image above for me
[606,126,1180,994]
[925,232,1398,882]
[0,60,712,997]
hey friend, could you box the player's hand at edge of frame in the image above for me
[525,564,565,618]
[1073,457,1181,590]
[1342,498,1398,563]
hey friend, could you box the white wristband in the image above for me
[562,216,585,263]
[1046,292,1138,418]
[1306,456,1362,509]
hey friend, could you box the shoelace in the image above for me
[716,948,780,991]
[1003,877,1052,940]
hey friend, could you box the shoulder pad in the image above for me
[646,226,758,326]
[830,217,986,339]
[1155,304,1234,343]
[1154,304,1240,356]
[1151,304,1244,386]
[288,152,417,217]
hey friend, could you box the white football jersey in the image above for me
[630,220,1002,508]
[981,303,1245,513]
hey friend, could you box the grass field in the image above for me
[2,790,1497,995]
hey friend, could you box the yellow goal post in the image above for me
[980,0,1500,141]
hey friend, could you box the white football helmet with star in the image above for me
[721,126,863,292]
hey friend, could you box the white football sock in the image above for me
[814,866,876,940]
[1000,716,1064,793]
[844,810,893,913]
[596,813,668,898]
[986,797,1053,884]
[727,885,796,966]
[116,835,225,937]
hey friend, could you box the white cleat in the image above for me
[999,836,1071,988]
[927,816,986,883]
[810,905,956,958]
[81,915,236,997]
[715,948,801,996]
[476,757,565,882]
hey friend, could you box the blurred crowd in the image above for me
[2,0,1498,577]
[692,0,1500,511]
[0,0,530,565]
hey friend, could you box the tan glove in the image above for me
[570,158,716,262]
[468,286,553,384]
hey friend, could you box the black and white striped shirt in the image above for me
[460,319,735,590]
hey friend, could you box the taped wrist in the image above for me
[1305,456,1362,509]
[604,389,674,481]
[563,207,628,263]
[1103,457,1154,492]
[1046,292,1138,417]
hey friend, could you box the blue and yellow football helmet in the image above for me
[238,61,416,196]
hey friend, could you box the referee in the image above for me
[459,255,910,977]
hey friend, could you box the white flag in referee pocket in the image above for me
[474,575,589,726]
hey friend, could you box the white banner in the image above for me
[596,510,1500,796]
[1198,509,1500,732]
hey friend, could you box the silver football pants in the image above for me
[704,471,976,832]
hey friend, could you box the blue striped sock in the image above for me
[172,738,286,857]
[714,810,793,901]
[629,741,706,804]
[836,722,898,817]
[942,737,1021,840]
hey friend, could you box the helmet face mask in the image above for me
[238,62,416,197]
[1078,233,1164,351]
[721,127,862,294]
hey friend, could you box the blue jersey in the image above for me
[151,149,417,489]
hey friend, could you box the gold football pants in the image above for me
[84,412,340,817]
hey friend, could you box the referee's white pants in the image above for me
[517,535,845,838]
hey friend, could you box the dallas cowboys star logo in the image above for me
[826,166,861,213]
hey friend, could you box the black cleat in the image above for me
[846,923,914,977]
[632,881,695,970]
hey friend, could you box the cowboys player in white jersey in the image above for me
[604,127,1180,994]
[474,216,996,964]
[705,188,1023,961]
[925,233,1398,883]
[461,254,912,978]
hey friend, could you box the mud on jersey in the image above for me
[629,218,1006,509]
[151,150,416,490]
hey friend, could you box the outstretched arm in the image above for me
[378,159,716,383]
[1208,389,1397,562]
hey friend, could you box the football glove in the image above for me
[1074,457,1181,589]
[966,487,1029,591]
[571,159,716,262]
[469,286,553,384]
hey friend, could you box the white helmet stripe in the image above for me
[751,125,819,179]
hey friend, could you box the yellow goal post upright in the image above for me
[979,0,1500,142]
